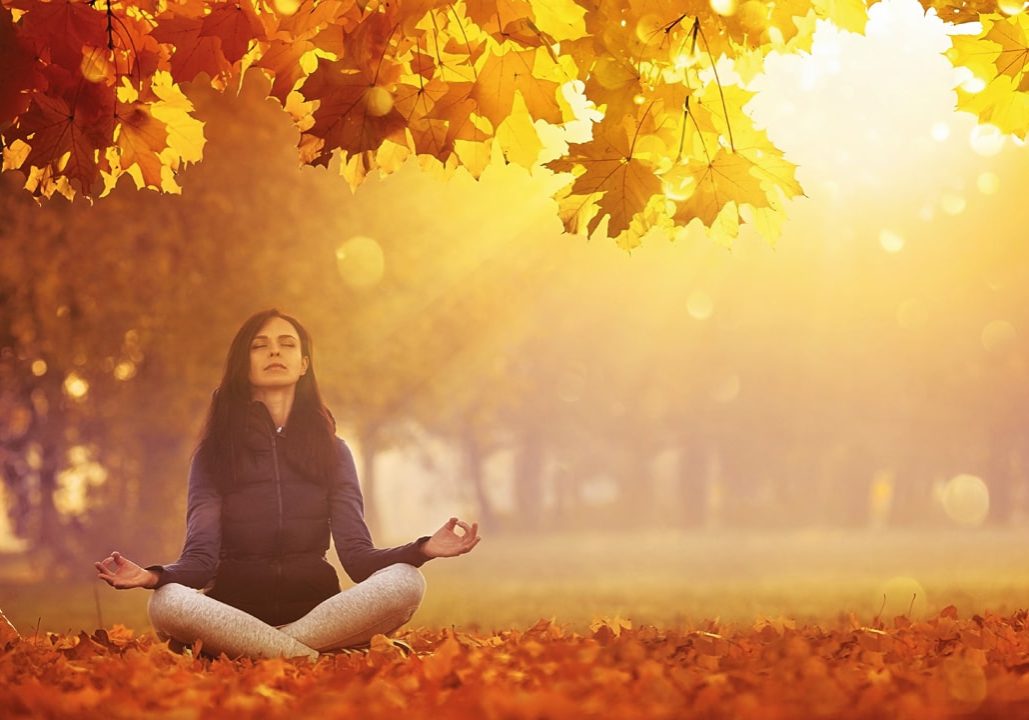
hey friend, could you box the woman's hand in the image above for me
[421,517,481,559]
[94,551,160,590]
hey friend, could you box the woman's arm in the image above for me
[97,453,222,591]
[145,453,223,589]
[329,439,433,583]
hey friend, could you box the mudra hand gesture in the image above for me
[95,551,158,589]
[421,517,480,559]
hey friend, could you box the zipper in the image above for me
[272,427,284,619]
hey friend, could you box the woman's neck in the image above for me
[250,387,296,429]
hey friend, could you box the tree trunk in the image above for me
[461,431,497,533]
[513,427,544,532]
[677,440,706,528]
[358,431,382,539]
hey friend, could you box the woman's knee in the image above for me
[374,563,426,610]
[147,583,198,634]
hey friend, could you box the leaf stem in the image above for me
[694,21,735,152]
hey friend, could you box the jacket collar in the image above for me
[247,400,289,439]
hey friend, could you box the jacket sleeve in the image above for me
[145,453,222,590]
[329,439,432,583]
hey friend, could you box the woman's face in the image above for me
[248,316,309,390]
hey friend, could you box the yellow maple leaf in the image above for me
[768,0,818,50]
[984,12,1029,79]
[149,71,206,168]
[963,74,1029,136]
[472,45,564,126]
[812,0,867,34]
[114,102,169,190]
[528,0,586,41]
[947,33,1003,86]
[671,150,768,228]
[549,114,662,237]
[495,93,543,166]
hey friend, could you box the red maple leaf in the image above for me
[300,58,407,165]
[198,0,266,65]
[0,6,43,126]
[152,14,231,84]
[8,66,115,196]
[9,0,106,69]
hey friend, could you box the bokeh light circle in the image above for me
[336,236,385,289]
[687,290,714,320]
[710,373,740,403]
[976,171,1000,195]
[941,474,990,527]
[981,319,1016,353]
[710,0,739,16]
[879,229,905,253]
[970,124,1005,156]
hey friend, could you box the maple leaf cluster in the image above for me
[0,0,1024,247]
[4,607,1029,717]
[948,10,1029,137]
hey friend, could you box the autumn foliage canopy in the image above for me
[1,0,1027,246]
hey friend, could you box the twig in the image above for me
[694,21,735,152]
[93,583,104,630]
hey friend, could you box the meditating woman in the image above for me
[93,309,480,660]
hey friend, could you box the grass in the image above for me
[3,527,1029,637]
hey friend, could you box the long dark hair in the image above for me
[196,309,339,485]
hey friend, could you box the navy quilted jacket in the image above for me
[147,401,432,626]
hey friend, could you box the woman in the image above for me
[94,309,480,660]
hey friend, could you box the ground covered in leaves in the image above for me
[4,609,1029,718]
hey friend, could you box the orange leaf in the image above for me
[255,38,315,104]
[463,0,532,36]
[471,47,561,126]
[199,0,266,65]
[300,58,407,163]
[115,102,169,188]
[550,116,661,236]
[152,14,231,84]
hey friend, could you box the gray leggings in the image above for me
[147,563,426,660]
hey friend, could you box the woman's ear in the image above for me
[301,356,310,376]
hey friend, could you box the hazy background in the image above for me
[3,0,1028,634]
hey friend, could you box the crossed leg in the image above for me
[277,563,425,652]
[147,563,426,660]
